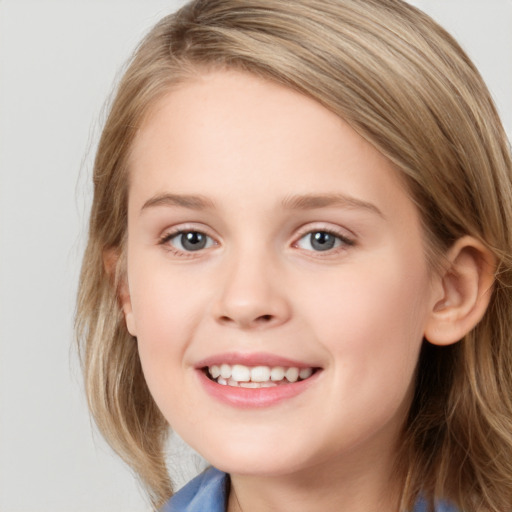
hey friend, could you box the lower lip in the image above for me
[197,369,320,408]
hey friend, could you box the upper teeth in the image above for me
[208,364,313,385]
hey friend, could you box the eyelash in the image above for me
[158,228,217,257]
[293,227,355,255]
[158,226,355,257]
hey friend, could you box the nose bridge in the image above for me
[213,240,290,329]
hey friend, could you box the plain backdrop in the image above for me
[0,1,511,511]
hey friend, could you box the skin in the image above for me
[122,70,448,512]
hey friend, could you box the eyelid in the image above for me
[158,221,216,238]
[293,222,356,242]
[291,223,356,253]
[158,223,219,256]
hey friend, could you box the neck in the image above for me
[227,447,402,512]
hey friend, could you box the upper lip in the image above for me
[195,352,319,369]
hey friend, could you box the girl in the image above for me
[76,1,512,511]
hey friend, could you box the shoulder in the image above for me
[160,467,229,512]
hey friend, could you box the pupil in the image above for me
[182,232,207,251]
[311,232,335,251]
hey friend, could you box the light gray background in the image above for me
[0,1,511,511]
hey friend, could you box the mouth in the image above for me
[203,363,318,388]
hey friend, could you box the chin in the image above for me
[188,434,317,477]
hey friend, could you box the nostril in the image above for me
[219,314,273,324]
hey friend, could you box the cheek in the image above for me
[126,257,224,419]
[296,254,431,385]
[129,278,198,424]
[304,260,428,330]
[125,262,201,389]
[128,258,204,343]
[297,262,430,439]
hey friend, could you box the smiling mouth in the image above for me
[203,364,319,388]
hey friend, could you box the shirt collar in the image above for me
[161,467,228,512]
[162,466,458,512]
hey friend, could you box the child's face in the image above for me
[123,70,439,478]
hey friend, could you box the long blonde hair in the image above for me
[76,0,512,509]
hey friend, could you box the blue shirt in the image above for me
[161,468,228,512]
[161,467,457,512]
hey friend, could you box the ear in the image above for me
[424,236,495,346]
[103,248,137,337]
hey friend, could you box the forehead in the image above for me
[130,69,353,168]
[128,69,412,219]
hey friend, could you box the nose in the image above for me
[212,251,292,330]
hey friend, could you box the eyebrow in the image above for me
[140,192,383,217]
[281,193,384,217]
[140,193,215,213]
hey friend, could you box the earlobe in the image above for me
[103,248,137,337]
[424,236,495,346]
[119,280,137,337]
[122,299,137,337]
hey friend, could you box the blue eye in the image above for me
[296,231,350,252]
[166,231,215,252]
